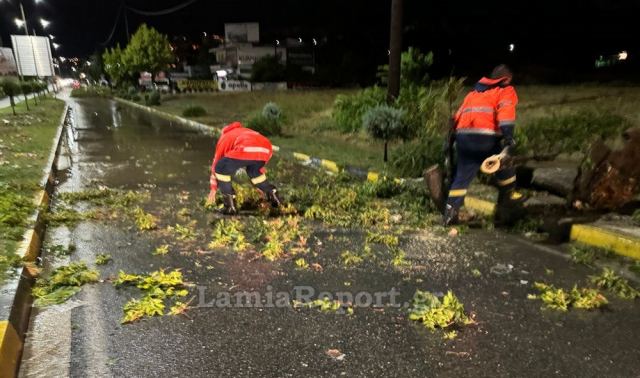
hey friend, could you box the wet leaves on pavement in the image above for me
[32,262,100,307]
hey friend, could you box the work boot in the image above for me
[495,190,527,226]
[266,188,283,208]
[219,194,238,215]
[497,189,527,206]
[443,204,459,227]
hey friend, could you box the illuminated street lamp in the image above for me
[52,42,60,50]
[40,18,50,28]
[14,18,25,28]
[618,51,628,60]
[48,34,55,39]
[509,43,515,52]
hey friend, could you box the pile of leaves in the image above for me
[95,254,112,265]
[47,188,150,228]
[569,243,615,266]
[408,290,474,339]
[133,207,158,231]
[590,268,640,299]
[43,207,97,227]
[209,219,249,252]
[113,269,190,323]
[528,282,608,311]
[208,216,309,261]
[293,297,354,315]
[32,262,100,307]
[168,221,197,241]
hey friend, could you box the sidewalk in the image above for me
[0,84,57,109]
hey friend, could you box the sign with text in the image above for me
[10,35,54,77]
[218,79,251,92]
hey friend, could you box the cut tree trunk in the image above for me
[573,128,640,209]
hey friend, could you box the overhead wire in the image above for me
[99,3,124,46]
[125,0,200,17]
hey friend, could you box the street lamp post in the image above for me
[19,2,41,78]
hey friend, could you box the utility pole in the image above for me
[387,0,403,103]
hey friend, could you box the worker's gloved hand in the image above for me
[206,189,217,206]
[500,124,516,155]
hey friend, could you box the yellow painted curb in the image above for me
[367,171,379,182]
[321,159,339,173]
[293,152,310,161]
[570,224,640,260]
[0,321,22,378]
[464,196,496,216]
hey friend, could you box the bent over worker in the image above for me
[207,121,282,215]
[444,64,522,226]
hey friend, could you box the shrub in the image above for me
[145,90,161,106]
[377,47,433,87]
[391,134,443,177]
[332,86,386,133]
[247,114,282,136]
[131,94,141,102]
[517,110,630,158]
[0,78,21,115]
[182,105,207,117]
[262,102,282,121]
[70,86,111,98]
[362,104,407,162]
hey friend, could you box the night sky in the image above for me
[1,0,638,81]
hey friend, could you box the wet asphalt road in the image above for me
[19,98,640,377]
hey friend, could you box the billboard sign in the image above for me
[224,23,259,43]
[0,48,18,76]
[11,35,54,77]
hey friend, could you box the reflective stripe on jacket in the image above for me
[454,77,518,135]
[209,122,273,190]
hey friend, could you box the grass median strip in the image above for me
[0,97,65,283]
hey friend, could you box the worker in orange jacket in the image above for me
[444,64,523,225]
[206,121,282,214]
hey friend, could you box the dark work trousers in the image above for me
[445,133,516,210]
[214,157,276,195]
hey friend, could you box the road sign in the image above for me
[10,35,54,77]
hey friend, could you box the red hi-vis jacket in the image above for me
[209,122,273,191]
[454,77,518,135]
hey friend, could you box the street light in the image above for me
[40,18,50,28]
[48,34,55,39]
[52,42,60,50]
[14,18,25,27]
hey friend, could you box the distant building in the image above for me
[0,47,18,76]
[212,23,287,80]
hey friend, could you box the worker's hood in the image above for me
[474,76,510,92]
[222,121,243,134]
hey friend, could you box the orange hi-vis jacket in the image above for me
[209,122,273,191]
[454,77,518,135]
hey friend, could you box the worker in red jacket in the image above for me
[206,121,282,214]
[444,64,523,226]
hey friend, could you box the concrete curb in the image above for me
[570,224,640,260]
[0,105,70,378]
